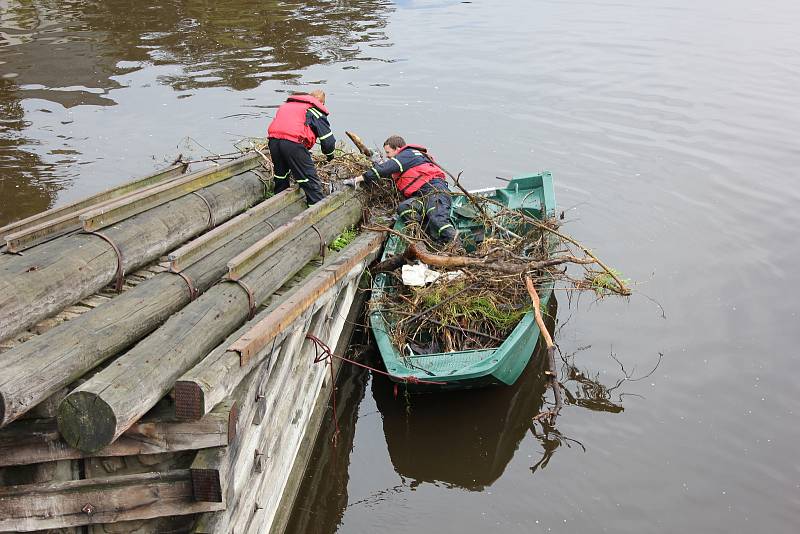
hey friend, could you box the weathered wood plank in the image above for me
[168,189,304,272]
[191,269,369,533]
[0,162,187,249]
[57,198,363,453]
[231,231,384,363]
[269,276,370,534]
[80,153,261,232]
[0,400,236,467]
[226,190,353,280]
[175,231,381,422]
[0,170,267,344]
[0,469,223,531]
[0,183,303,427]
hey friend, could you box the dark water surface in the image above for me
[2,1,799,532]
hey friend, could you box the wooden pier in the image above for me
[0,153,383,533]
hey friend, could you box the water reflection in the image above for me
[0,0,393,225]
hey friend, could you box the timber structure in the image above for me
[0,153,384,533]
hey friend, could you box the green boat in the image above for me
[369,171,557,390]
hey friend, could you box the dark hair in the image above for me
[383,135,405,149]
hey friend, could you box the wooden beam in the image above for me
[0,400,236,467]
[57,201,364,453]
[0,161,187,242]
[0,189,303,427]
[225,190,354,281]
[191,446,230,503]
[167,189,303,272]
[80,153,261,232]
[0,469,223,531]
[231,231,385,363]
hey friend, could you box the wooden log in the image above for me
[191,446,229,503]
[0,169,268,344]
[0,161,187,246]
[167,188,303,272]
[0,191,304,427]
[175,231,384,421]
[0,469,222,531]
[57,196,364,453]
[80,153,261,232]
[0,400,236,467]
[226,191,351,280]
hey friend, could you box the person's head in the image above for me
[309,89,326,104]
[383,135,406,158]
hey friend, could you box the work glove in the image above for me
[341,176,363,189]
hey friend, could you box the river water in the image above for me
[2,1,799,532]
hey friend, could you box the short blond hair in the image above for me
[309,89,326,104]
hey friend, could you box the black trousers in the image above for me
[396,179,458,243]
[267,138,325,205]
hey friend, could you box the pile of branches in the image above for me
[364,183,631,353]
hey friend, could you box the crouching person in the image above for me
[344,135,459,244]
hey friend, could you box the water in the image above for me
[2,1,799,532]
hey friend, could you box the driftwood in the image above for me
[526,276,563,424]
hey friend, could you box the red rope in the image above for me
[305,334,447,386]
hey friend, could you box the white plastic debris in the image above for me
[401,262,440,286]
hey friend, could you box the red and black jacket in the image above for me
[363,144,446,197]
[267,94,336,157]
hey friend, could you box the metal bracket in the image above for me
[253,449,264,473]
[84,230,124,292]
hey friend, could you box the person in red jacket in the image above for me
[344,135,459,244]
[267,89,336,205]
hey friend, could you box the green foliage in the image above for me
[588,268,630,295]
[416,282,528,331]
[329,227,358,252]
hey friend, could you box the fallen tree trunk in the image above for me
[0,190,305,427]
[57,192,363,453]
[372,242,593,275]
[0,165,269,343]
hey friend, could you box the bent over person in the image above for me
[267,89,335,205]
[345,135,459,244]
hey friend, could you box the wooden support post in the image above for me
[80,153,261,232]
[57,196,364,453]
[0,192,305,427]
[0,400,236,467]
[0,161,187,249]
[0,470,223,531]
[191,446,230,503]
[0,169,268,344]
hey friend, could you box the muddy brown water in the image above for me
[2,1,799,532]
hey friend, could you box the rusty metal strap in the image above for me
[309,223,325,259]
[84,230,124,292]
[191,191,216,230]
[226,278,257,320]
[252,168,272,197]
[173,270,199,301]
